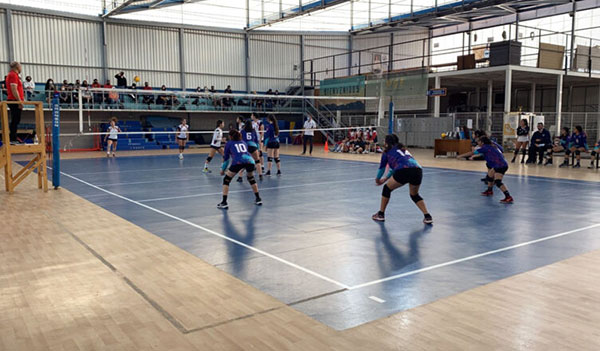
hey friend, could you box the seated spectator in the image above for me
[23,76,35,100]
[157,85,170,106]
[45,78,57,103]
[170,91,180,109]
[59,83,70,104]
[565,125,588,168]
[209,85,221,109]
[274,89,280,108]
[80,80,92,105]
[128,83,137,101]
[192,86,203,105]
[103,80,113,106]
[526,122,551,164]
[251,90,263,110]
[107,88,120,108]
[73,79,81,102]
[223,85,233,109]
[265,88,274,109]
[545,127,570,166]
[142,82,154,105]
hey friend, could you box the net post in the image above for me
[388,100,394,134]
[78,88,83,134]
[52,93,60,189]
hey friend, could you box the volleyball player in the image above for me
[251,113,265,174]
[264,115,281,176]
[217,129,262,209]
[234,116,246,182]
[372,134,433,224]
[243,120,263,180]
[203,120,225,173]
[471,136,513,203]
[512,118,529,163]
[104,117,121,158]
[589,138,599,169]
[547,127,570,166]
[176,118,189,160]
[568,126,588,168]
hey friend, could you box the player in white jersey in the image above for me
[203,120,225,173]
[176,118,189,160]
[104,117,121,158]
[251,113,265,173]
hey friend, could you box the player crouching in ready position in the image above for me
[217,129,263,209]
[472,136,514,203]
[372,134,433,224]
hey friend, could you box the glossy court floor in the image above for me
[53,150,600,331]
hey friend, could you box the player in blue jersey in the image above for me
[217,129,262,209]
[264,115,281,176]
[243,120,263,180]
[372,134,433,224]
[567,125,588,168]
[471,136,513,203]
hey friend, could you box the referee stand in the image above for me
[0,101,48,193]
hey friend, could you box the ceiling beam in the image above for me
[247,0,352,30]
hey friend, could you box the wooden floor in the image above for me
[2,146,600,350]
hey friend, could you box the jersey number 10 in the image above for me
[234,143,248,153]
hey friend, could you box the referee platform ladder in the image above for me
[0,101,48,193]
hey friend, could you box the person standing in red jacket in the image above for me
[6,61,24,143]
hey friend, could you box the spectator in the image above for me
[545,127,570,166]
[107,88,120,108]
[567,125,588,168]
[91,78,101,106]
[59,83,70,104]
[6,61,24,143]
[23,76,35,100]
[265,88,274,109]
[251,90,263,111]
[114,72,127,88]
[223,85,233,109]
[209,85,221,109]
[103,79,112,106]
[142,82,154,105]
[157,85,169,106]
[1,75,7,99]
[80,80,92,106]
[128,83,137,101]
[45,78,56,103]
[192,86,203,105]
[526,122,551,165]
[73,79,81,102]
[274,89,280,108]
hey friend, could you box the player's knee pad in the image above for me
[206,156,213,162]
[382,185,392,198]
[247,176,256,185]
[575,150,581,156]
[275,158,280,164]
[268,157,273,162]
[223,175,232,186]
[565,149,571,156]
[494,179,503,188]
[259,150,263,157]
[410,194,423,204]
[485,175,494,183]
[592,151,597,157]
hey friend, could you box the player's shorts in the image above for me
[392,167,423,186]
[267,140,280,149]
[516,136,529,143]
[107,138,118,142]
[248,145,258,154]
[210,145,222,150]
[493,166,508,174]
[177,137,187,141]
[229,163,256,173]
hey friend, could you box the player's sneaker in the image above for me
[559,162,569,168]
[236,177,243,183]
[276,170,281,176]
[573,163,581,168]
[481,190,494,197]
[589,162,596,169]
[255,198,263,206]
[371,212,385,222]
[217,202,228,209]
[178,154,184,160]
[203,167,212,173]
[500,196,514,204]
[423,214,433,224]
[265,170,271,176]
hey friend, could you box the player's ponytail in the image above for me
[384,134,398,152]
[244,120,253,132]
[268,115,279,136]
[480,136,492,145]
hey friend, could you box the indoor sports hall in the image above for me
[1,1,600,350]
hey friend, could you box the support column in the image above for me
[348,35,353,76]
[388,33,394,72]
[556,74,564,133]
[178,28,186,90]
[487,79,493,135]
[434,76,441,117]
[245,33,250,93]
[5,9,14,63]
[530,83,536,112]
[597,84,600,139]
[504,67,512,127]
[101,20,109,82]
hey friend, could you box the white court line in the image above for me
[349,222,600,290]
[369,296,386,303]
[139,177,374,202]
[58,169,350,290]
[427,167,600,185]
